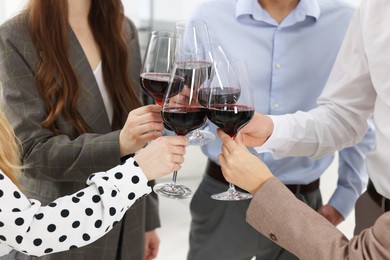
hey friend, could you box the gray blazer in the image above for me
[246,178,390,260]
[0,14,159,259]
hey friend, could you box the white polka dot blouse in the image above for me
[0,158,151,257]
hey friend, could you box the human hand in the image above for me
[134,135,188,180]
[119,105,164,156]
[166,85,199,107]
[317,205,344,226]
[217,129,273,194]
[239,112,274,147]
[144,230,160,260]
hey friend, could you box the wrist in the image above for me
[250,175,273,194]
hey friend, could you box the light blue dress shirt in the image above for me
[190,0,375,217]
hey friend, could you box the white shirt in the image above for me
[94,62,114,125]
[0,158,150,257]
[261,0,390,198]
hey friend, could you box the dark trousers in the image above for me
[354,180,390,234]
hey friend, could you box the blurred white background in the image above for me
[0,0,362,259]
[0,0,362,28]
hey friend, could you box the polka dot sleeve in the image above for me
[0,157,151,257]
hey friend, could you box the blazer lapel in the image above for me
[67,28,112,134]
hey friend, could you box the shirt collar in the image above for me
[236,0,320,25]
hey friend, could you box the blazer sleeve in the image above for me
[124,17,161,230]
[246,178,390,260]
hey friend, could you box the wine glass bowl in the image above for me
[140,73,185,105]
[174,20,216,146]
[205,58,255,200]
[140,31,177,105]
[207,104,254,137]
[162,106,207,136]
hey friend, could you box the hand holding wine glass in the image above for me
[153,63,208,199]
[216,129,273,194]
[119,104,164,156]
[205,59,255,201]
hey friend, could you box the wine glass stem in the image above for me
[228,183,236,193]
[192,130,203,138]
[172,171,178,184]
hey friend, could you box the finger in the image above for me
[131,105,162,116]
[133,123,164,136]
[171,89,191,104]
[129,111,163,124]
[217,153,226,168]
[217,129,236,152]
[235,132,244,145]
[221,143,230,157]
[149,245,158,259]
[139,131,163,141]
[165,135,189,146]
[217,128,229,142]
[136,113,164,126]
[170,145,187,156]
[172,163,182,172]
[171,154,185,164]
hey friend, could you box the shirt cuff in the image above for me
[254,115,290,154]
[328,185,358,218]
[88,158,152,207]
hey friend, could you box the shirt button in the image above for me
[273,103,280,109]
[275,63,281,69]
[270,233,277,241]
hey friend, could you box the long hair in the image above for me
[0,109,21,185]
[27,0,142,134]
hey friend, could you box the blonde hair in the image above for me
[0,109,22,184]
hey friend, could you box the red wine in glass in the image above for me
[140,72,184,105]
[162,106,207,136]
[176,61,213,88]
[140,30,176,106]
[207,104,254,137]
[198,87,241,107]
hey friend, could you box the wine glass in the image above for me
[174,19,215,146]
[140,31,177,105]
[153,63,208,199]
[140,31,185,132]
[205,59,255,201]
[140,31,175,105]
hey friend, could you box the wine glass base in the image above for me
[188,130,215,146]
[211,190,253,201]
[153,182,192,199]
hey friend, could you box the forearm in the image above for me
[0,158,151,256]
[329,124,375,217]
[247,178,350,259]
[259,105,366,160]
[247,178,390,260]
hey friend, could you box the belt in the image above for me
[205,160,320,194]
[367,180,390,212]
